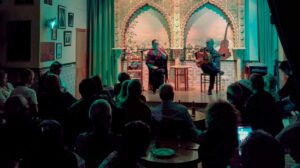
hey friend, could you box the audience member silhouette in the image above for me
[241,130,285,168]
[115,80,129,103]
[0,70,14,113]
[152,84,201,140]
[39,74,77,126]
[118,79,151,126]
[99,121,150,168]
[66,78,99,147]
[11,69,38,114]
[114,72,130,97]
[198,100,238,168]
[22,120,84,168]
[276,122,300,168]
[75,99,115,168]
[245,74,283,136]
[0,95,39,168]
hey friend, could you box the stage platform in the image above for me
[143,87,226,108]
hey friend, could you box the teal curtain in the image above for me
[257,0,278,74]
[88,0,115,87]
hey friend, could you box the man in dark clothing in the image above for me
[245,74,283,136]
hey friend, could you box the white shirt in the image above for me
[0,82,14,105]
[11,86,38,105]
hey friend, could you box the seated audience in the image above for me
[115,80,130,103]
[66,78,99,147]
[276,122,300,168]
[40,61,67,93]
[11,69,38,114]
[278,61,300,114]
[0,95,39,168]
[227,82,244,123]
[241,130,285,168]
[99,121,150,168]
[114,72,130,97]
[264,74,280,101]
[198,100,238,168]
[245,74,283,136]
[75,99,115,168]
[22,120,84,168]
[152,84,201,140]
[118,79,151,126]
[38,74,77,126]
[0,70,14,113]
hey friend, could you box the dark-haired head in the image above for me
[38,120,64,150]
[118,72,131,83]
[249,73,264,92]
[44,74,61,93]
[79,78,96,98]
[91,75,104,95]
[159,84,174,101]
[50,61,62,76]
[126,79,142,99]
[20,69,35,86]
[241,130,285,168]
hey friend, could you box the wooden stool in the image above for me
[170,65,191,91]
[200,73,222,93]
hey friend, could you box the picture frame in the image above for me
[41,42,55,62]
[58,5,66,29]
[56,43,62,59]
[44,0,52,5]
[64,31,72,46]
[51,28,57,40]
[68,13,74,27]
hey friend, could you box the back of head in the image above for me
[38,120,64,150]
[127,79,142,99]
[118,72,131,83]
[159,84,174,101]
[121,121,151,158]
[44,74,61,93]
[20,69,34,85]
[276,122,300,162]
[227,82,243,104]
[264,74,277,91]
[249,73,264,92]
[89,99,112,132]
[0,70,7,86]
[50,61,62,75]
[241,130,285,168]
[117,80,130,100]
[79,78,96,98]
[5,95,30,123]
[91,75,103,95]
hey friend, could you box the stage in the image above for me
[143,87,226,108]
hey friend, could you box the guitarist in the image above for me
[199,39,224,95]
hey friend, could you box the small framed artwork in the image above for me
[64,31,72,46]
[58,5,66,29]
[44,0,52,5]
[51,28,57,40]
[56,43,62,59]
[41,42,55,62]
[68,13,74,27]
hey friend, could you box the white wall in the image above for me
[40,0,87,68]
[0,0,40,68]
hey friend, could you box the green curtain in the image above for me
[257,0,278,74]
[88,0,115,87]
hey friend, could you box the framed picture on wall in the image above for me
[44,0,52,5]
[56,43,62,59]
[41,42,55,62]
[64,31,72,46]
[51,28,57,40]
[68,13,74,27]
[58,5,66,29]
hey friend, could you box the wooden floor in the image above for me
[143,86,226,108]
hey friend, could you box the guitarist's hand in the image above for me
[152,66,159,70]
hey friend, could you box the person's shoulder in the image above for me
[173,102,188,112]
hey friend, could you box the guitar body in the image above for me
[218,23,231,60]
[195,50,210,68]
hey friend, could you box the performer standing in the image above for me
[196,39,224,95]
[146,39,168,94]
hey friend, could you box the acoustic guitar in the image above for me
[218,23,231,60]
[194,48,210,68]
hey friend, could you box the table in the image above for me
[170,65,192,91]
[141,140,199,168]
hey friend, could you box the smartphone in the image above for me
[237,126,252,145]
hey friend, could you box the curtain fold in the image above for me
[268,0,300,94]
[88,0,115,87]
[258,0,278,74]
